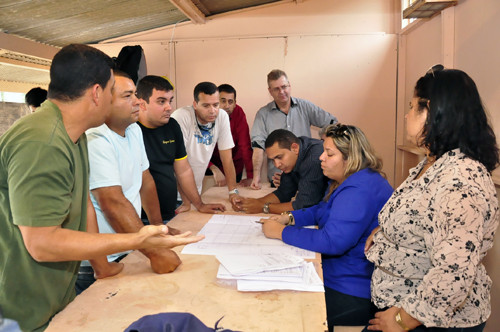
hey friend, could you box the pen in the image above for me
[254,220,264,224]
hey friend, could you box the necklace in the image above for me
[415,156,435,180]
[195,117,215,146]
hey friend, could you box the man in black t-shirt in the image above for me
[136,76,225,221]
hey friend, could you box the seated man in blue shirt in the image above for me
[238,129,328,214]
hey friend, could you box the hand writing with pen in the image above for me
[255,214,289,240]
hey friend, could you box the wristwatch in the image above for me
[262,202,270,214]
[228,188,239,195]
[395,311,410,331]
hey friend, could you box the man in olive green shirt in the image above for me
[0,44,203,331]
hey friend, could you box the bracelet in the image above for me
[281,211,295,226]
[228,188,239,195]
[395,311,410,331]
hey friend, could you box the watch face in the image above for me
[263,203,270,213]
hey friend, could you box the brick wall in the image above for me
[0,102,28,136]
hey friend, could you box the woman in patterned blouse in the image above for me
[364,66,499,332]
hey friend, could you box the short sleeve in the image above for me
[216,110,235,151]
[171,107,191,145]
[136,127,150,172]
[87,132,122,190]
[250,107,267,149]
[303,99,337,128]
[7,142,74,227]
[273,172,298,203]
[171,119,187,160]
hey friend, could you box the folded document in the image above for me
[216,255,324,292]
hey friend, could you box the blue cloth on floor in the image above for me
[124,312,239,332]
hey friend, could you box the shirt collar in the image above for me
[292,137,306,172]
[272,97,297,111]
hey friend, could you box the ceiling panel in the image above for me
[195,0,281,15]
[0,63,49,86]
[0,0,187,47]
[0,0,284,89]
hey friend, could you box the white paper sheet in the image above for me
[216,254,304,275]
[181,214,315,258]
[216,262,304,282]
[216,262,324,293]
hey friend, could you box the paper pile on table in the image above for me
[181,214,315,258]
[216,254,324,292]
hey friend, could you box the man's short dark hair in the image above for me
[47,44,114,102]
[113,69,132,80]
[267,69,288,86]
[265,129,299,150]
[136,75,174,103]
[25,87,47,107]
[218,84,236,99]
[193,82,218,102]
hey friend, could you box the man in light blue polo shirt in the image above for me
[251,69,337,189]
[77,70,181,293]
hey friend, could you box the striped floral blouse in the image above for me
[366,149,499,327]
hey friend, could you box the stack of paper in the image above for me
[216,254,324,293]
[182,215,323,292]
[182,215,315,258]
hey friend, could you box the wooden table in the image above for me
[46,184,327,332]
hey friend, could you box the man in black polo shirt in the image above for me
[238,129,328,214]
[136,76,225,221]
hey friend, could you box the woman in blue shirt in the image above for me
[261,124,393,331]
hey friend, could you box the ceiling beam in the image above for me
[0,55,50,72]
[169,0,206,24]
[0,32,59,61]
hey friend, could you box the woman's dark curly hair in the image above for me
[414,66,499,172]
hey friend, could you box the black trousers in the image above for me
[361,318,486,331]
[325,287,377,331]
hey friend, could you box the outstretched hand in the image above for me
[139,225,205,249]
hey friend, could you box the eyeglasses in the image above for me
[426,64,444,77]
[329,124,350,140]
[270,84,290,93]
